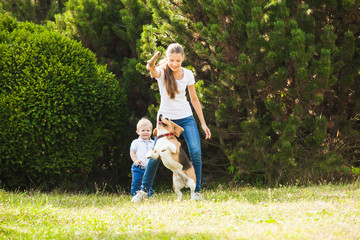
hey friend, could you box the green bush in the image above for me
[0,13,128,189]
[0,0,64,23]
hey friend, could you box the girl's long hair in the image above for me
[161,43,184,99]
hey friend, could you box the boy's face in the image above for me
[137,126,152,140]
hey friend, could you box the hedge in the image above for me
[0,13,128,189]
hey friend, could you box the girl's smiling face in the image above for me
[166,53,184,72]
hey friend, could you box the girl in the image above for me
[132,43,211,202]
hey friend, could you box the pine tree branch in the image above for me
[168,0,180,7]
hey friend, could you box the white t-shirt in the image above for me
[156,67,195,120]
[130,137,155,167]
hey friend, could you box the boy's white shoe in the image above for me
[131,190,147,203]
[193,192,203,201]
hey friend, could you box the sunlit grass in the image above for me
[1,181,360,239]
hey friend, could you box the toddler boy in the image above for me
[130,118,154,197]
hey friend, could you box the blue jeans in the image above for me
[141,115,202,193]
[131,164,153,197]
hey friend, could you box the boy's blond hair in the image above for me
[136,117,153,131]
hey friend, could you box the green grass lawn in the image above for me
[1,181,359,239]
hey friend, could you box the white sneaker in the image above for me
[131,190,147,203]
[193,192,203,201]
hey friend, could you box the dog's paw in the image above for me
[146,151,153,159]
[160,145,169,153]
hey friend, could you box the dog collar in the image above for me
[157,133,174,139]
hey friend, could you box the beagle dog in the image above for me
[146,114,196,201]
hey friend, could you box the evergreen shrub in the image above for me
[0,13,128,189]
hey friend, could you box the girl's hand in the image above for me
[146,62,154,71]
[202,124,211,139]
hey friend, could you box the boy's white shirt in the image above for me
[130,137,154,167]
[156,67,195,120]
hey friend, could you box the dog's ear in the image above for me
[153,128,157,136]
[172,122,184,137]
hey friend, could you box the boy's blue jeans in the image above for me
[131,164,153,197]
[141,115,202,193]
